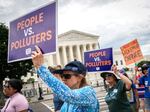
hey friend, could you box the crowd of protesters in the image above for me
[1,46,150,112]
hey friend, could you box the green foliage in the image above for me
[27,78,35,83]
[0,23,33,107]
[0,23,32,83]
[137,60,150,67]
[123,67,129,71]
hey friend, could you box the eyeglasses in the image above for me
[61,74,78,79]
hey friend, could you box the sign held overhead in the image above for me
[8,1,57,63]
[120,39,144,65]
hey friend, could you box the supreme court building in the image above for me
[44,30,101,85]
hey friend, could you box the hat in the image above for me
[142,64,149,71]
[100,71,120,80]
[141,64,149,74]
[55,60,87,76]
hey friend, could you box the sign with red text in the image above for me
[84,48,113,72]
[120,39,144,65]
[8,1,57,63]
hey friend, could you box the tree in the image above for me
[137,60,150,67]
[27,78,35,84]
[0,23,33,106]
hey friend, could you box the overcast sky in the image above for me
[0,0,150,55]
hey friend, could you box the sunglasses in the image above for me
[61,74,78,79]
[105,74,113,77]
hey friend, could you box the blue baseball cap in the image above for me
[54,60,87,76]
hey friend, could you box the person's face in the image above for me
[138,69,142,74]
[3,83,17,96]
[61,71,83,89]
[143,69,148,75]
[105,74,116,86]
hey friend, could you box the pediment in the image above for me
[58,30,99,41]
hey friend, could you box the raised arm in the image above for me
[32,46,97,106]
[118,73,132,90]
[112,65,132,90]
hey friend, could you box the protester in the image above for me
[32,46,99,112]
[48,65,64,112]
[1,79,29,112]
[123,71,140,112]
[134,67,143,83]
[101,65,132,112]
[138,64,150,112]
[134,66,145,112]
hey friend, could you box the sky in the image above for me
[0,0,150,55]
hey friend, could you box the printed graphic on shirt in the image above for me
[126,90,134,103]
[105,89,118,102]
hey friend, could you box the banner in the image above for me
[8,1,57,63]
[84,48,113,72]
[120,39,144,65]
[137,87,145,98]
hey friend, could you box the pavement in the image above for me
[30,102,53,112]
[29,86,144,112]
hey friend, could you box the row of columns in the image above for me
[47,43,98,67]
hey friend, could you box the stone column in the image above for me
[83,44,87,52]
[95,43,99,49]
[69,45,74,61]
[48,54,53,66]
[76,45,82,61]
[89,44,93,50]
[56,47,61,65]
[62,46,67,65]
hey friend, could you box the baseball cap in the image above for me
[54,60,87,76]
[142,64,149,71]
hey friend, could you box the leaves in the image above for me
[0,23,32,83]
[137,60,150,67]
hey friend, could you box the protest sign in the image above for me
[8,1,57,63]
[120,39,143,65]
[84,48,113,72]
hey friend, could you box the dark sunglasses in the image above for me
[61,74,78,79]
[105,74,113,77]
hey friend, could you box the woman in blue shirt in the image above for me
[32,46,99,112]
[139,64,150,112]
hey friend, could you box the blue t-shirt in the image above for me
[37,65,99,112]
[139,68,150,98]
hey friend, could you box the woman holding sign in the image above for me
[101,65,132,112]
[31,46,99,112]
